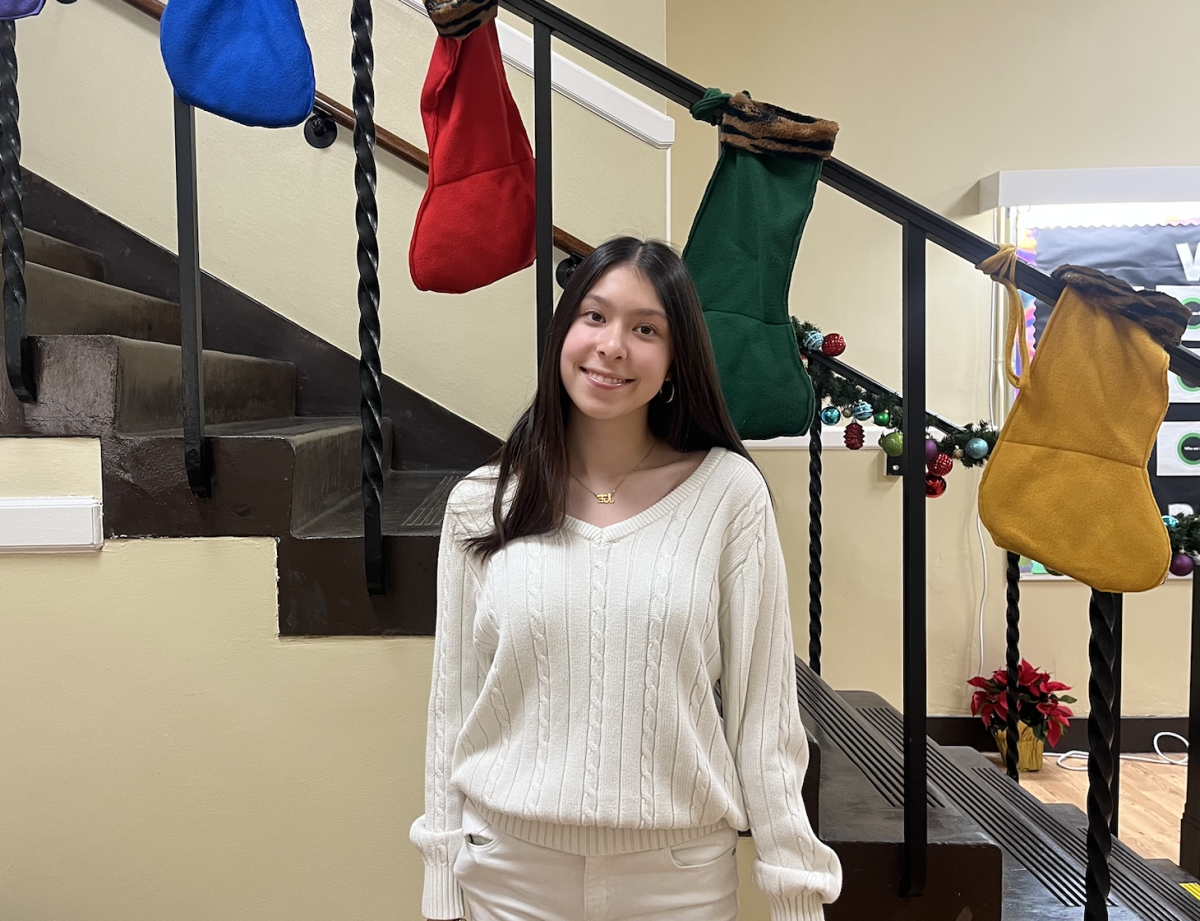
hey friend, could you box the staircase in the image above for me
[1,171,498,636]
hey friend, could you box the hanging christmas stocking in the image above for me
[681,90,838,440]
[160,0,315,128]
[0,0,46,19]
[409,2,535,294]
[978,249,1191,592]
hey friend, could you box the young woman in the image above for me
[411,238,841,921]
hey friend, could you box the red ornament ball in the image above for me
[821,333,847,357]
[925,474,947,498]
[844,421,865,450]
[928,452,953,477]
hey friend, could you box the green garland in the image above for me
[1167,514,1200,555]
[793,318,998,466]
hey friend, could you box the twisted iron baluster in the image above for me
[1004,551,1021,781]
[352,0,385,594]
[1085,589,1117,921]
[0,20,33,402]
[808,391,823,674]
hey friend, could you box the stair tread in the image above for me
[131,416,356,439]
[26,230,104,281]
[296,468,467,539]
[22,262,180,344]
[846,692,1199,921]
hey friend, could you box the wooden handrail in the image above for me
[117,0,594,260]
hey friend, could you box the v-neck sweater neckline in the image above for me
[561,447,726,542]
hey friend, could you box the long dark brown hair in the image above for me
[467,237,755,558]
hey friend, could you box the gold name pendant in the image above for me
[596,493,615,504]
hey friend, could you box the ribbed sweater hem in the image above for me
[475,802,730,856]
[768,892,827,921]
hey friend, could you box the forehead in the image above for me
[582,264,667,319]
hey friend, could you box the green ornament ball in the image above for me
[880,431,904,457]
[873,410,891,427]
[820,406,842,426]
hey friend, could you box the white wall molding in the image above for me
[747,425,887,451]
[0,497,104,553]
[979,167,1200,210]
[396,0,675,149]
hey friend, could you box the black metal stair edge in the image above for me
[853,695,1195,921]
[973,763,1200,921]
[794,659,942,809]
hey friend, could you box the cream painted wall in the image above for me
[673,0,1200,718]
[20,0,668,439]
[0,437,101,497]
[1,536,440,921]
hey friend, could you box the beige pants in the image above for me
[454,801,740,921]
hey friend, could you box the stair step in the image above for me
[6,335,294,436]
[792,663,1003,920]
[847,693,1197,921]
[25,230,104,281]
[20,263,179,343]
[295,468,465,538]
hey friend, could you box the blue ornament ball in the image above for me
[802,330,825,352]
[964,437,990,460]
[820,406,842,426]
[851,400,874,422]
[1164,515,1180,530]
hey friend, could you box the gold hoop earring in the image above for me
[659,380,676,404]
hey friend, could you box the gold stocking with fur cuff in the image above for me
[977,253,1190,593]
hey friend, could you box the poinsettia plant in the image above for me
[968,659,1077,747]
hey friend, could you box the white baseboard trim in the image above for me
[747,426,887,451]
[0,497,104,553]
[396,0,675,149]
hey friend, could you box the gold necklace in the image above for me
[570,442,656,504]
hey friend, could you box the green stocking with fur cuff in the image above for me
[682,89,838,441]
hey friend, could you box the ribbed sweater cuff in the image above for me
[767,892,827,921]
[421,860,464,921]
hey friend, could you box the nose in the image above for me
[597,323,628,360]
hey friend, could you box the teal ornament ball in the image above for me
[965,437,990,460]
[873,410,891,427]
[852,400,874,422]
[820,406,842,426]
[880,431,904,457]
[1164,515,1180,529]
[802,330,825,351]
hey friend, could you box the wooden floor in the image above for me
[985,751,1187,863]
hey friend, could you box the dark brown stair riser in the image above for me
[19,263,180,343]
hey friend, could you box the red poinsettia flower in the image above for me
[967,659,1075,747]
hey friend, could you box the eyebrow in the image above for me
[582,293,667,320]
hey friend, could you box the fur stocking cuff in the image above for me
[720,93,838,160]
[424,0,497,38]
[1051,264,1192,347]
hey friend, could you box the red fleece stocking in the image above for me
[409,18,536,294]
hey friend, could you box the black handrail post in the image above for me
[1004,551,1021,781]
[351,0,386,595]
[1111,593,1123,836]
[0,19,33,403]
[534,18,553,366]
[808,385,823,675]
[900,222,927,897]
[173,97,210,498]
[1085,589,1118,921]
[1181,573,1200,876]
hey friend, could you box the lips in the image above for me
[582,367,633,386]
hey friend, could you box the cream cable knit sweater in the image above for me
[410,448,842,921]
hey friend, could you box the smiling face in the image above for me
[559,263,673,425]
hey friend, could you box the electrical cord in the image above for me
[1053,732,1188,771]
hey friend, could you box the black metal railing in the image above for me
[6,1,1199,913]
